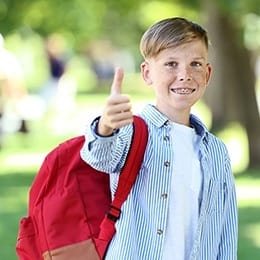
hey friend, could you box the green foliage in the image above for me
[138,1,198,29]
[1,0,259,69]
[1,0,259,47]
[0,0,200,51]
[5,31,49,91]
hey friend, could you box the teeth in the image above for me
[173,88,193,94]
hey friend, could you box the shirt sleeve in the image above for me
[80,117,134,174]
[217,153,238,260]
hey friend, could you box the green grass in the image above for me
[238,205,260,259]
[1,93,260,259]
[235,170,260,259]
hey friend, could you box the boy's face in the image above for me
[141,39,212,122]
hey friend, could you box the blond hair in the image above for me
[140,17,209,59]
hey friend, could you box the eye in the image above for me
[191,61,203,67]
[165,61,177,68]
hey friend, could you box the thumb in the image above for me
[110,67,124,95]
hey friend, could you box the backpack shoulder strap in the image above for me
[108,115,148,221]
[97,115,148,248]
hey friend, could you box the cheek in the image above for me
[155,70,176,83]
[193,72,208,85]
[153,75,172,88]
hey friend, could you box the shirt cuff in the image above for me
[90,116,119,138]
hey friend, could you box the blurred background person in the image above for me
[39,34,67,110]
[0,34,28,148]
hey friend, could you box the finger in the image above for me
[113,118,134,130]
[110,67,124,95]
[110,114,134,130]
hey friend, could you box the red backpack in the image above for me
[16,116,148,260]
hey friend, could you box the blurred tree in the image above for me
[200,0,260,169]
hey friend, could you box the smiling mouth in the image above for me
[171,88,195,94]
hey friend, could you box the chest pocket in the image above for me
[204,179,226,216]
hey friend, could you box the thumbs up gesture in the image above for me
[97,67,133,136]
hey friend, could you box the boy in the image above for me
[80,17,238,260]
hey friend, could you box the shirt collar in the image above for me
[190,114,209,141]
[141,104,169,128]
[141,104,209,141]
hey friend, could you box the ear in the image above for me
[205,63,212,85]
[140,61,153,85]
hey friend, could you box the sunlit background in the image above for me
[0,0,259,259]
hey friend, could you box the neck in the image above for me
[157,106,191,127]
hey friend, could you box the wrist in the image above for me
[97,117,118,137]
[97,124,114,136]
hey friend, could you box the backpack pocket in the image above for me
[42,239,100,260]
[16,216,42,259]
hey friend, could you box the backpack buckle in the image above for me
[107,205,121,222]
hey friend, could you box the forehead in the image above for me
[153,40,208,61]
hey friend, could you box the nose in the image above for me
[177,66,192,81]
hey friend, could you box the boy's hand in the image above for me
[98,67,133,136]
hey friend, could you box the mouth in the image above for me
[171,88,195,95]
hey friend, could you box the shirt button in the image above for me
[163,135,170,141]
[157,229,163,235]
[164,161,170,167]
[161,193,168,199]
[164,121,170,126]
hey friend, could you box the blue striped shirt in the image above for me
[80,104,238,260]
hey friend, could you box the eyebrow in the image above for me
[162,56,206,61]
[193,56,206,60]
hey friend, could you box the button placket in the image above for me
[155,126,171,240]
